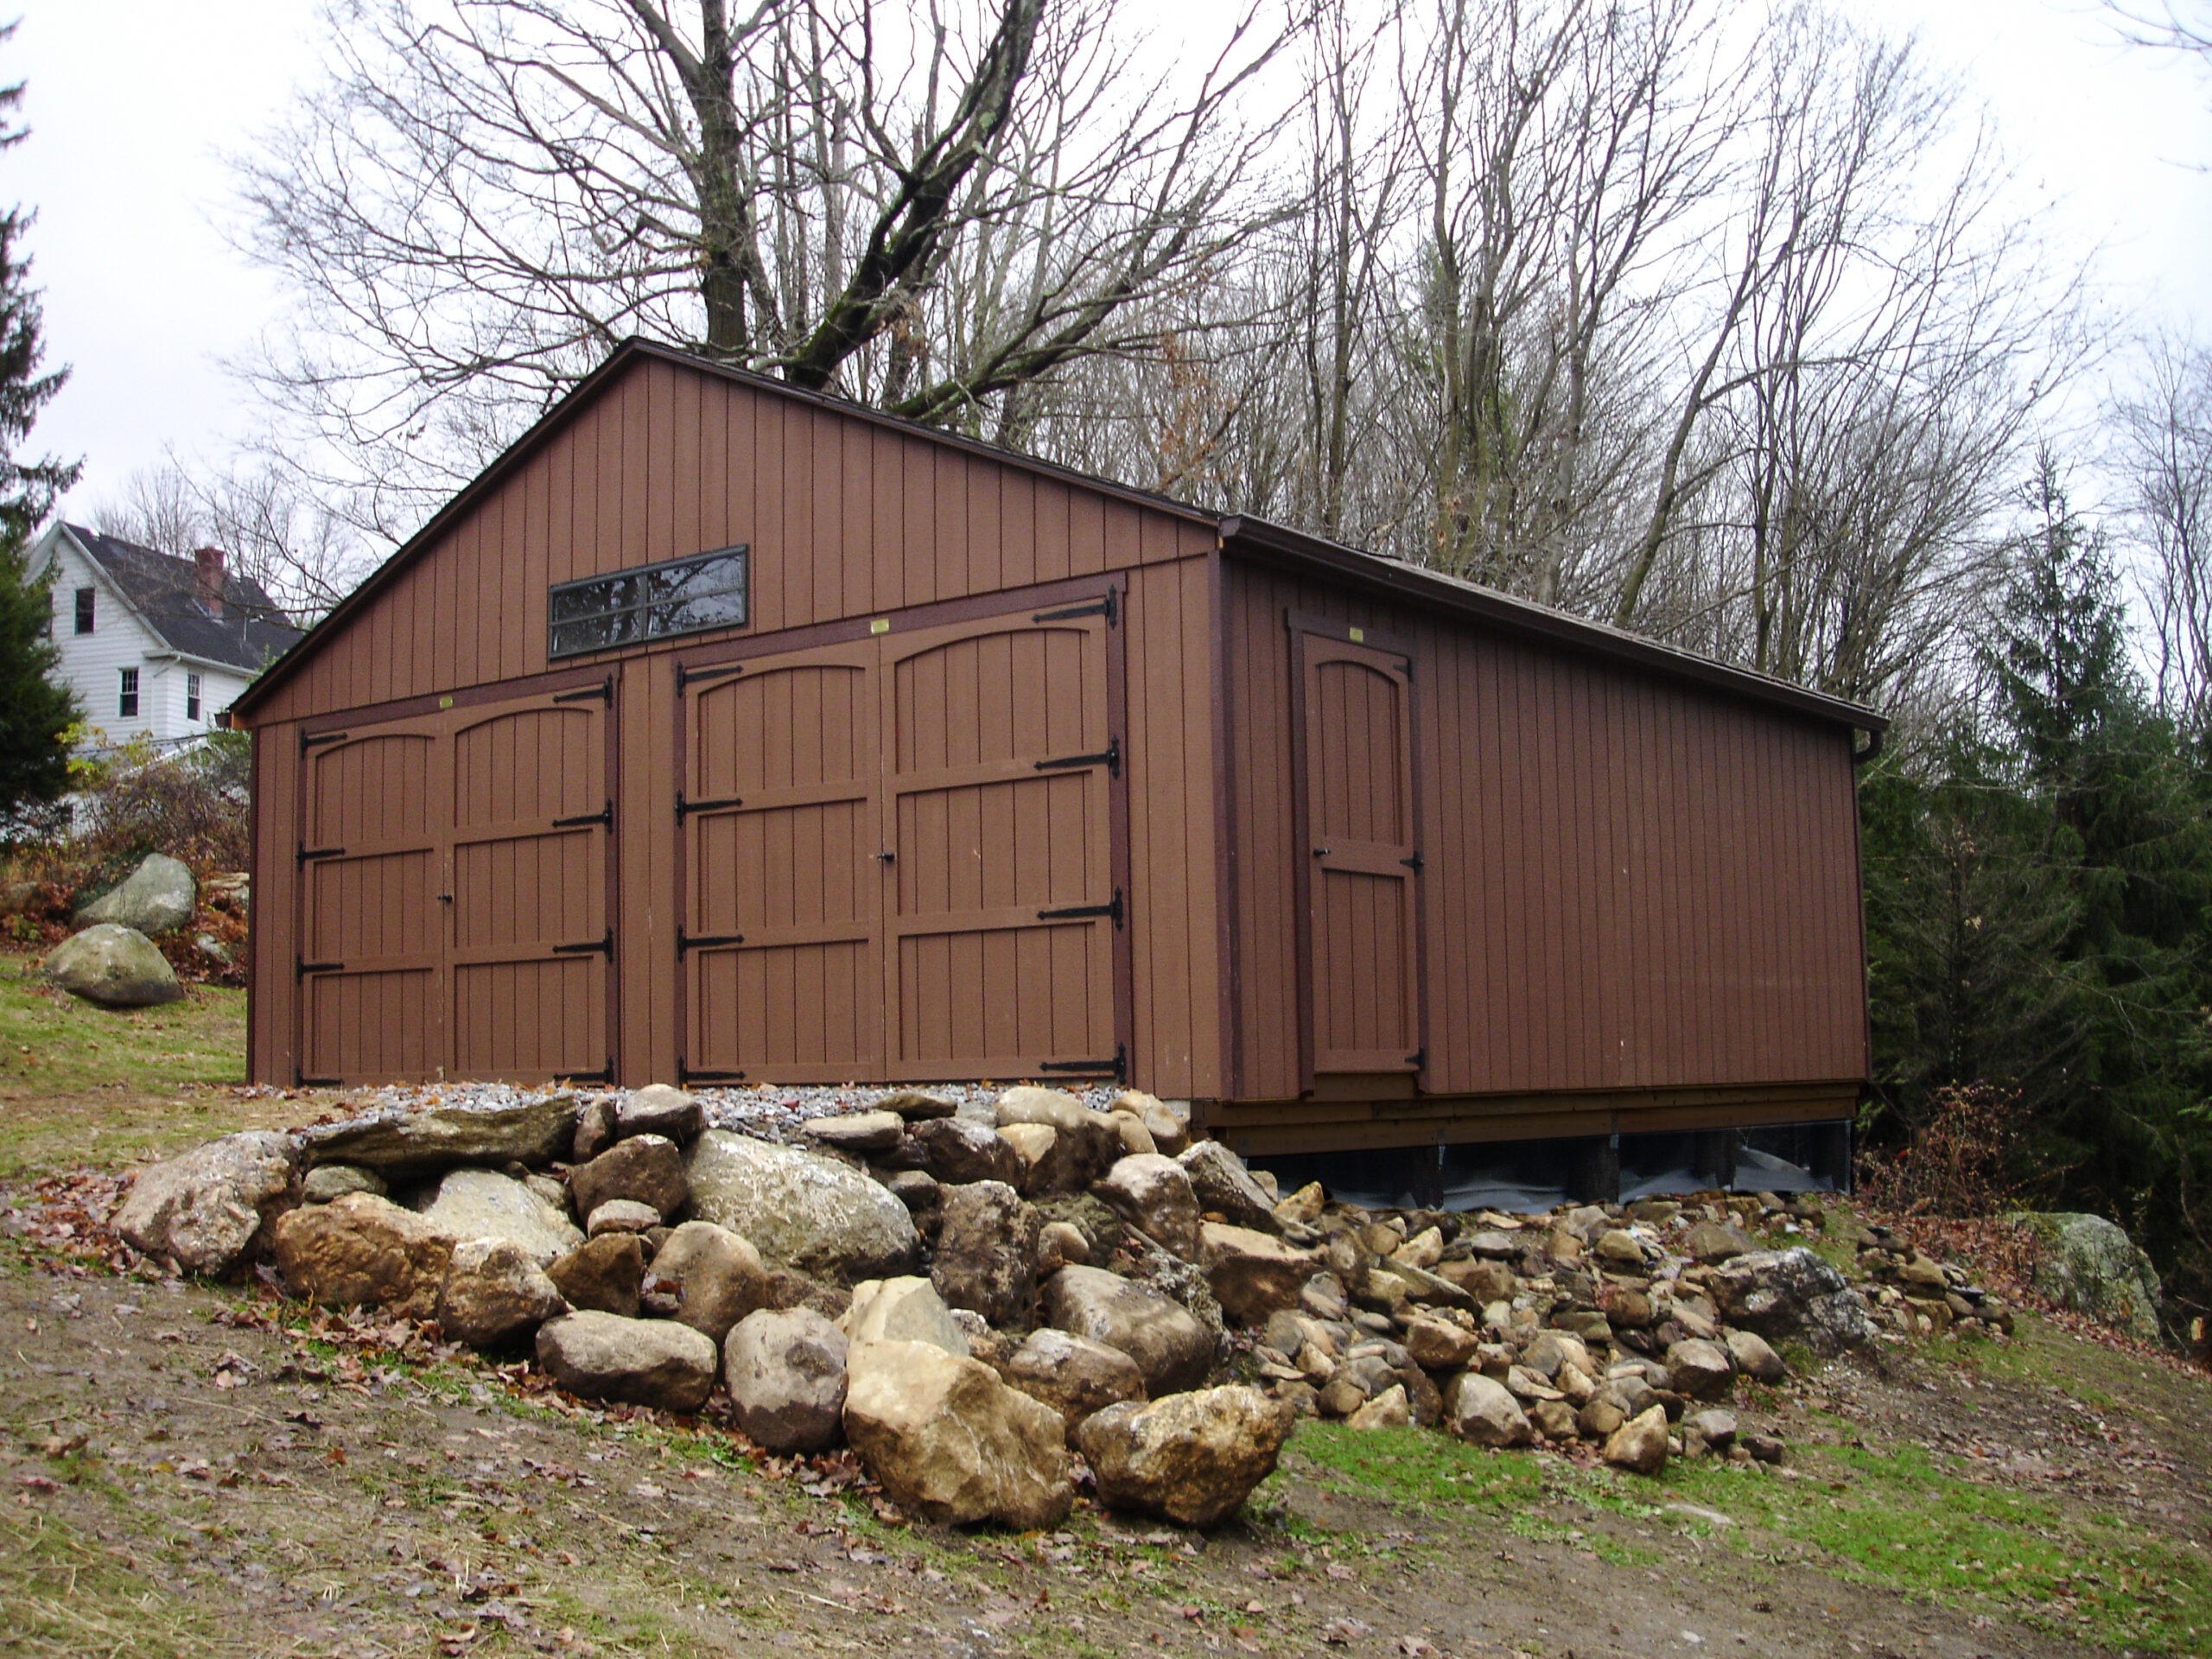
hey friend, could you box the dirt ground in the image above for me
[2,1081,2208,1657]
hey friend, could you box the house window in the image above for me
[74,587,93,633]
[118,667,139,719]
[187,672,203,721]
[548,544,749,658]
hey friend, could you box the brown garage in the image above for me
[233,339,1883,1178]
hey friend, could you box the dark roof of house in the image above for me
[233,338,1885,737]
[65,524,305,673]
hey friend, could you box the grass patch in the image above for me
[1645,1442,2212,1652]
[0,1504,242,1656]
[0,950,245,1094]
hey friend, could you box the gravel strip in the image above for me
[287,1078,1122,1149]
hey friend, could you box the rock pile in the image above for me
[111,1083,1986,1524]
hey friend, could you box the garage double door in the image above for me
[679,597,1125,1084]
[294,683,617,1084]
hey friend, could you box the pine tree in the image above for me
[0,29,83,823]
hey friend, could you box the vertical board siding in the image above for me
[1224,560,1866,1102]
[1121,555,1223,1098]
[253,353,1217,730]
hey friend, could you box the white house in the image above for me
[29,522,304,750]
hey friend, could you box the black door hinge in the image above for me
[677,791,743,822]
[553,800,614,830]
[296,844,346,865]
[1407,1047,1427,1070]
[296,956,344,979]
[677,660,746,692]
[551,676,613,704]
[1038,888,1124,928]
[296,1062,343,1086]
[301,730,349,750]
[1035,734,1120,779]
[563,1057,617,1084]
[1401,851,1425,873]
[677,1054,746,1084]
[1033,587,1116,627]
[553,929,614,958]
[677,927,744,957]
[1039,1042,1127,1083]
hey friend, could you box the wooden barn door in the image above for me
[1294,626,1424,1076]
[297,719,448,1082]
[677,588,1125,1084]
[681,642,881,1083]
[883,607,1121,1080]
[445,691,617,1082]
[296,681,616,1084]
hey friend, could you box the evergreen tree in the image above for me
[0,31,83,823]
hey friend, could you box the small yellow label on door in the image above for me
[870,618,890,634]
[1348,626,1364,644]
[438,696,454,709]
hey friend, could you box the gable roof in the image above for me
[233,337,1885,737]
[60,524,305,674]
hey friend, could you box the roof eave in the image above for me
[1216,515,1888,735]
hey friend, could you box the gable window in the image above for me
[74,586,93,633]
[187,672,203,721]
[118,667,139,719]
[548,545,748,658]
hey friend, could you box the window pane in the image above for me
[549,546,747,658]
[75,588,94,633]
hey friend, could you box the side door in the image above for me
[1294,624,1425,1077]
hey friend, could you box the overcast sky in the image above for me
[4,0,2209,524]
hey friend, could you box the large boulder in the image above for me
[1093,1154,1203,1259]
[995,1088,1123,1186]
[413,1168,582,1265]
[842,1276,970,1356]
[111,1131,300,1274]
[536,1311,719,1412]
[842,1339,1072,1529]
[1177,1141,1279,1232]
[1199,1223,1319,1326]
[1664,1338,1735,1400]
[44,924,183,1007]
[615,1084,704,1144]
[1041,1265,1214,1395]
[438,1238,566,1347]
[1109,1090,1189,1157]
[1001,1328,1147,1440]
[570,1134,688,1223]
[685,1130,918,1281]
[2012,1211,2164,1344]
[270,1192,455,1319]
[1075,1385,1293,1529]
[900,1118,1026,1188]
[647,1220,766,1343]
[930,1180,1042,1327]
[1604,1404,1670,1474]
[76,854,196,935]
[1442,1371,1534,1447]
[302,1093,579,1176]
[723,1307,849,1452]
[546,1233,645,1317]
[1707,1248,1876,1356]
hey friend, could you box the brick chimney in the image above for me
[194,547,226,617]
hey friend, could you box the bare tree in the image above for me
[2118,335,2212,722]
[94,458,373,626]
[236,0,1300,538]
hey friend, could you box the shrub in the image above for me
[1857,1084,2024,1217]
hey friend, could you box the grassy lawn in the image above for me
[0,949,274,1184]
